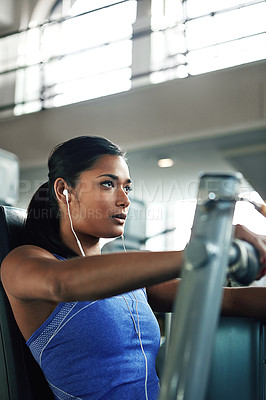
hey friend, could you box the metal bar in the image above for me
[0,0,131,40]
[159,172,241,400]
[183,0,266,22]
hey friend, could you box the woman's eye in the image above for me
[102,181,114,188]
[124,186,132,194]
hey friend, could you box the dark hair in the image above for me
[24,136,126,258]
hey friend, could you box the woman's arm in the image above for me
[147,280,179,312]
[148,280,266,318]
[2,224,265,313]
[1,245,182,303]
[222,286,266,319]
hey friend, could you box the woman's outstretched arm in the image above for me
[1,245,182,303]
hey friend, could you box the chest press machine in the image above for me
[160,173,265,400]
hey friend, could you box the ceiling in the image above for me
[127,128,266,201]
[0,61,266,201]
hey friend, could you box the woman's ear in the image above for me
[54,178,69,204]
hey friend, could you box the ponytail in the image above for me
[23,182,77,258]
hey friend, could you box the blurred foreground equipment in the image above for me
[160,172,241,400]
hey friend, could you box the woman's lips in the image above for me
[111,213,127,224]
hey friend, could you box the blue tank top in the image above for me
[26,254,161,399]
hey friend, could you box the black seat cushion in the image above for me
[0,206,54,399]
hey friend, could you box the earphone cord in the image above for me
[66,196,86,257]
[121,292,149,400]
[121,234,127,253]
[67,226,148,397]
[121,235,148,399]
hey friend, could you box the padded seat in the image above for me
[0,206,54,399]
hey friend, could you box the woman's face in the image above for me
[69,155,131,240]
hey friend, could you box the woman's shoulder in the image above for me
[1,245,58,278]
[1,245,62,302]
[4,244,56,262]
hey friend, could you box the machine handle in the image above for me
[228,239,260,285]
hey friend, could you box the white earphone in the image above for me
[63,188,86,257]
[63,188,68,199]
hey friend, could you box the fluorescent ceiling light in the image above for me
[158,158,174,168]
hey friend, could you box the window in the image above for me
[14,0,137,115]
[185,0,266,75]
[150,0,266,83]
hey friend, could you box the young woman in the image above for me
[1,136,266,400]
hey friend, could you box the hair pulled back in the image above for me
[24,136,126,258]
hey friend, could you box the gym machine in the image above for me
[159,172,263,400]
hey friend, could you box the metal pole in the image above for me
[159,172,241,400]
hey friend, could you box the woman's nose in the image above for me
[116,188,130,208]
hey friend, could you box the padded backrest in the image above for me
[0,206,54,399]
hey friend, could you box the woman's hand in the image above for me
[234,224,266,269]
